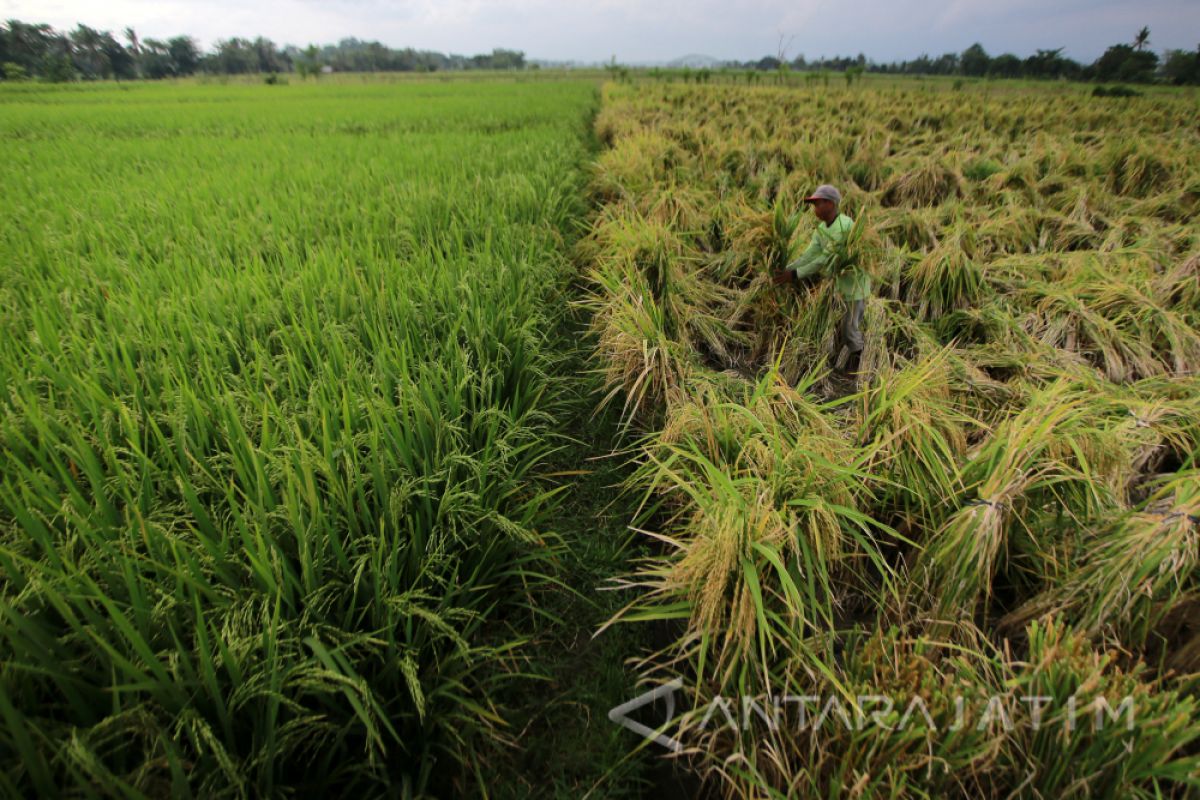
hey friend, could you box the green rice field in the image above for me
[0,78,603,796]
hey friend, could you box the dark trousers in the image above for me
[840,299,865,354]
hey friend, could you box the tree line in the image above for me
[742,29,1199,86]
[0,20,526,81]
[2,18,1196,86]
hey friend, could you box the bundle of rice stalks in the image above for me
[856,295,898,379]
[1086,277,1200,377]
[857,293,947,381]
[683,624,1005,798]
[1102,383,1200,493]
[749,282,843,382]
[653,366,834,476]
[768,198,804,273]
[972,202,1042,256]
[857,347,976,529]
[984,159,1039,200]
[674,479,810,676]
[609,441,881,687]
[610,360,896,680]
[1001,472,1200,647]
[959,373,1163,597]
[589,131,682,204]
[651,369,864,515]
[1103,141,1172,198]
[1001,619,1200,798]
[880,160,964,207]
[915,383,1092,622]
[1152,251,1200,313]
[715,197,804,285]
[900,224,983,321]
[845,132,893,191]
[588,266,695,423]
[584,209,744,365]
[1020,286,1118,366]
[1003,416,1136,586]
[1016,262,1200,382]
[875,206,942,252]
[1026,187,1106,252]
[642,182,716,234]
[681,618,1200,800]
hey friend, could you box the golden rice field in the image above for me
[584,80,1200,797]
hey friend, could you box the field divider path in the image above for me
[490,93,703,799]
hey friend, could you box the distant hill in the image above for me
[665,54,726,69]
[528,54,731,69]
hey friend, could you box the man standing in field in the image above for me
[771,184,869,375]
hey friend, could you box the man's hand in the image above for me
[770,270,794,286]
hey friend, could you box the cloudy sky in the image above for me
[4,0,1197,63]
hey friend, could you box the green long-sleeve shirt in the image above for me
[786,213,871,302]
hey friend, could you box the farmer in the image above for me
[771,184,869,374]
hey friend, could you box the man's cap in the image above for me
[803,184,841,204]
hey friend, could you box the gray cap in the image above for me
[803,184,841,204]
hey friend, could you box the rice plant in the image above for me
[0,77,598,796]
[582,78,1200,799]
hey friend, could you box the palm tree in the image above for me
[124,27,141,78]
[1134,27,1150,52]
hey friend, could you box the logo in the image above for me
[607,678,684,752]
[610,680,1138,751]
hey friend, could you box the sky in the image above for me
[3,0,1198,64]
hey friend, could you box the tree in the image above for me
[167,37,199,75]
[1161,46,1200,85]
[932,52,959,75]
[42,52,74,82]
[252,37,288,72]
[139,38,173,78]
[1093,43,1158,83]
[210,38,260,73]
[960,43,990,77]
[903,54,932,74]
[4,21,58,74]
[487,48,525,70]
[124,27,140,77]
[989,53,1022,78]
[295,44,321,78]
[1134,26,1150,52]
[102,31,135,79]
[69,24,108,78]
[66,24,134,79]
[1023,48,1080,79]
